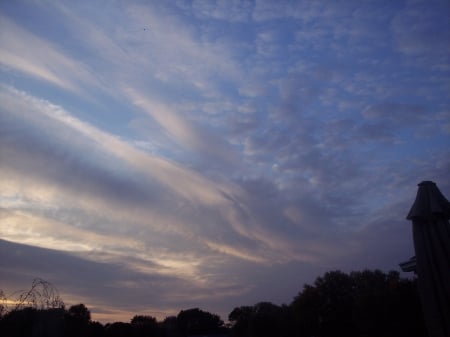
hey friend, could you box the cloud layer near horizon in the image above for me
[1,0,449,323]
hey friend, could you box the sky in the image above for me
[0,0,449,324]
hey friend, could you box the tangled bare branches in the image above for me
[0,290,6,317]
[0,278,64,314]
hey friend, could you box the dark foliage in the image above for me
[161,315,181,337]
[0,307,64,337]
[176,307,225,336]
[105,321,133,337]
[0,270,425,337]
[229,302,294,337]
[290,270,426,337]
[228,270,425,337]
[89,321,106,337]
[65,303,91,337]
[131,315,160,337]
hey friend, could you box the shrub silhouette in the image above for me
[0,270,425,337]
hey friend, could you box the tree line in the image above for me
[0,269,426,337]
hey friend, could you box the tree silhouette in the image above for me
[0,290,6,319]
[105,321,133,337]
[161,315,181,337]
[309,270,355,336]
[0,271,425,337]
[291,269,426,337]
[229,306,253,337]
[229,302,293,337]
[89,320,106,337]
[64,303,91,337]
[176,308,224,336]
[1,278,64,313]
[131,314,159,337]
[1,307,38,337]
[0,279,65,337]
[351,270,425,337]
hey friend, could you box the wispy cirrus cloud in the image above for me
[1,85,317,270]
[0,14,101,95]
[126,88,238,168]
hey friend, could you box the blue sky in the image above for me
[0,0,449,323]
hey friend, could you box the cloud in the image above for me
[120,3,243,89]
[0,238,201,320]
[358,102,449,143]
[1,0,449,324]
[190,0,253,22]
[126,89,238,169]
[390,0,450,58]
[2,85,321,274]
[0,83,379,278]
[252,0,297,22]
[0,14,100,95]
[0,85,231,205]
[362,103,425,124]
